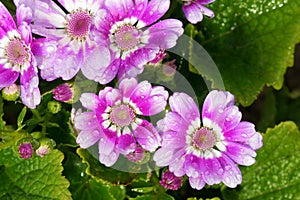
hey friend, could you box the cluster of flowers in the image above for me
[0,0,262,191]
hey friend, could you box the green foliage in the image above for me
[0,147,71,200]
[198,0,300,106]
[222,121,300,199]
[77,148,138,185]
[62,148,125,200]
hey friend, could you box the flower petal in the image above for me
[169,92,200,123]
[99,149,119,167]
[189,176,206,190]
[116,134,136,155]
[153,148,176,167]
[218,154,242,188]
[137,92,168,116]
[161,131,186,149]
[80,93,101,111]
[184,154,201,178]
[81,47,117,84]
[0,2,17,32]
[224,142,257,166]
[0,67,19,88]
[119,77,138,98]
[74,112,99,131]
[134,120,161,152]
[182,3,203,24]
[157,112,188,133]
[202,90,235,129]
[98,134,116,155]
[147,19,183,49]
[137,0,170,28]
[20,64,41,109]
[76,129,103,149]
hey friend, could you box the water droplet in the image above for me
[141,95,145,99]
[100,138,104,142]
[218,108,224,113]
[225,117,230,121]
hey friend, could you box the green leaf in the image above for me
[223,121,300,199]
[17,106,27,129]
[129,193,175,200]
[77,148,138,185]
[62,148,126,200]
[0,147,71,200]
[200,0,300,106]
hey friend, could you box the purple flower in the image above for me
[19,142,33,159]
[160,169,182,190]
[21,0,109,81]
[75,78,168,167]
[182,0,215,24]
[153,91,263,190]
[87,0,183,84]
[53,83,73,103]
[0,2,40,108]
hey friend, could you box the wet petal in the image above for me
[76,129,103,149]
[74,112,99,131]
[117,134,136,155]
[99,149,119,167]
[169,92,200,123]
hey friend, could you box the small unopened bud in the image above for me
[19,142,33,159]
[47,101,61,114]
[36,145,50,157]
[160,170,182,190]
[36,138,56,157]
[162,59,177,77]
[2,84,20,101]
[52,83,79,103]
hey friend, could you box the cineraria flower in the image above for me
[75,78,168,167]
[0,2,40,108]
[20,0,107,81]
[182,0,215,24]
[86,0,183,84]
[153,91,263,190]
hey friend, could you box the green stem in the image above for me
[0,95,6,130]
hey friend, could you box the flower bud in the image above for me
[19,142,33,159]
[52,83,80,103]
[47,101,61,114]
[160,170,182,190]
[36,138,56,157]
[2,84,20,101]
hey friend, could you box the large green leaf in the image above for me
[222,121,300,199]
[0,148,71,200]
[199,0,300,106]
[77,148,138,185]
[62,148,126,200]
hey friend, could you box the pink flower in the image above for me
[75,78,168,167]
[21,0,110,81]
[182,0,215,24]
[0,2,40,108]
[153,90,263,190]
[86,0,183,84]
